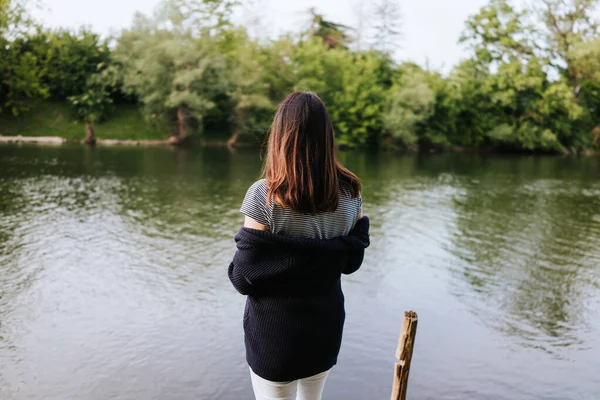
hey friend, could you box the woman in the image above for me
[228,91,370,400]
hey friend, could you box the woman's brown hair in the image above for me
[263,91,361,214]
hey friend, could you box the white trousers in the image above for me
[249,368,330,400]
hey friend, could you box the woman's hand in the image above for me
[244,216,268,231]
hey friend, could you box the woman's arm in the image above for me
[228,229,290,296]
[244,215,267,231]
[343,216,370,275]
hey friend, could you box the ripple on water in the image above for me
[1,148,600,400]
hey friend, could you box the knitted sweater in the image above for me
[228,216,370,382]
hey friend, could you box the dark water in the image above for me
[0,145,599,400]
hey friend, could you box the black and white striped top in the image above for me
[240,179,362,239]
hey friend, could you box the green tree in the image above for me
[260,36,296,101]
[446,60,498,146]
[218,28,273,144]
[0,0,47,115]
[455,0,594,152]
[1,3,114,116]
[41,28,113,99]
[116,1,229,143]
[537,0,600,95]
[68,63,120,144]
[383,68,436,147]
[0,36,48,115]
[570,38,600,147]
[460,0,534,68]
[292,38,390,147]
[535,0,600,149]
[0,0,35,36]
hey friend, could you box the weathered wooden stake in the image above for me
[390,311,418,400]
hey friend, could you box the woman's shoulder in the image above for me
[338,186,362,219]
[241,179,270,227]
[242,180,269,207]
[246,179,268,198]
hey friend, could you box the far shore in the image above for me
[0,135,598,156]
[0,135,229,147]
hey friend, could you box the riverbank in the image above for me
[1,102,598,154]
[0,135,172,146]
[1,134,599,156]
[0,101,250,147]
[0,135,243,148]
[0,102,167,141]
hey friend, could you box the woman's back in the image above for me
[231,91,368,400]
[241,179,362,239]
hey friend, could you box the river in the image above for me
[0,145,599,400]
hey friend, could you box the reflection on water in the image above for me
[1,146,599,400]
[449,163,600,354]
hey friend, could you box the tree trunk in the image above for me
[176,61,194,143]
[227,132,240,149]
[176,104,189,141]
[84,122,96,145]
[592,126,600,147]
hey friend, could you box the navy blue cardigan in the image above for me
[228,216,370,382]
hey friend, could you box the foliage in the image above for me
[2,0,600,152]
[460,0,534,66]
[42,29,113,100]
[0,0,46,115]
[448,0,599,152]
[68,63,120,123]
[115,6,227,138]
[218,28,273,136]
[383,70,436,146]
[0,0,36,36]
[292,38,391,147]
[537,0,599,90]
[1,12,116,116]
[0,34,49,115]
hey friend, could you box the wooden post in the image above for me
[390,311,418,400]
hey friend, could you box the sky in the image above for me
[33,0,527,72]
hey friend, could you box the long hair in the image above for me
[263,91,361,214]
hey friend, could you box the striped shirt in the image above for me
[240,179,362,239]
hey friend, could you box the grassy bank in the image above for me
[0,102,168,140]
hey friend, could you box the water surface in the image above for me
[1,145,599,399]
